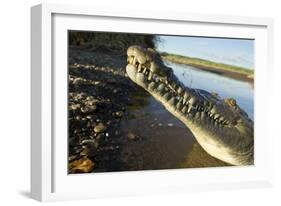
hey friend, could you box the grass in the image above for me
[160,52,254,76]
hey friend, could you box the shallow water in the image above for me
[168,61,254,120]
[118,62,253,170]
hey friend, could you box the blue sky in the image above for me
[156,36,254,69]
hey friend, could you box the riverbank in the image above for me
[161,53,254,82]
[68,46,138,173]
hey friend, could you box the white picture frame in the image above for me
[31,3,274,202]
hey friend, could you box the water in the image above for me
[167,61,254,120]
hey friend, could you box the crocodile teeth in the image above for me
[163,93,171,101]
[168,97,176,106]
[129,56,134,64]
[181,106,188,113]
[177,86,183,94]
[133,57,137,65]
[189,108,196,116]
[170,82,177,89]
[183,91,190,104]
[143,67,147,74]
[188,97,197,106]
[195,112,201,119]
[157,83,165,92]
[214,114,220,120]
[148,82,157,91]
[210,106,217,114]
[148,71,153,80]
[178,97,183,105]
[201,112,206,120]
[176,101,182,110]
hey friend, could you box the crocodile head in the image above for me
[126,45,254,166]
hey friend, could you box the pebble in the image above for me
[81,105,97,113]
[69,104,80,111]
[69,158,94,173]
[93,81,100,85]
[81,139,98,146]
[86,115,92,119]
[68,155,78,161]
[96,133,105,140]
[86,96,94,101]
[127,132,136,140]
[94,123,106,133]
[114,111,123,118]
[73,78,83,84]
[113,89,119,94]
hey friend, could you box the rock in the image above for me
[86,101,96,106]
[80,149,89,156]
[69,158,94,173]
[73,77,84,84]
[68,155,79,161]
[114,111,123,118]
[69,104,80,111]
[81,139,98,147]
[81,105,97,113]
[80,140,99,157]
[93,81,100,85]
[86,96,94,101]
[113,89,119,94]
[94,123,106,133]
[86,115,92,120]
[96,133,105,140]
[127,132,136,140]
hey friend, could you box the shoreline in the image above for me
[162,56,254,83]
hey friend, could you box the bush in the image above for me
[69,31,160,53]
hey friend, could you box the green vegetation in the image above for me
[69,31,160,53]
[161,52,254,75]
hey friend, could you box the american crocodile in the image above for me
[126,45,254,166]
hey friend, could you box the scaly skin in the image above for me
[126,45,254,166]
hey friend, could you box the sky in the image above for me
[156,35,254,70]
